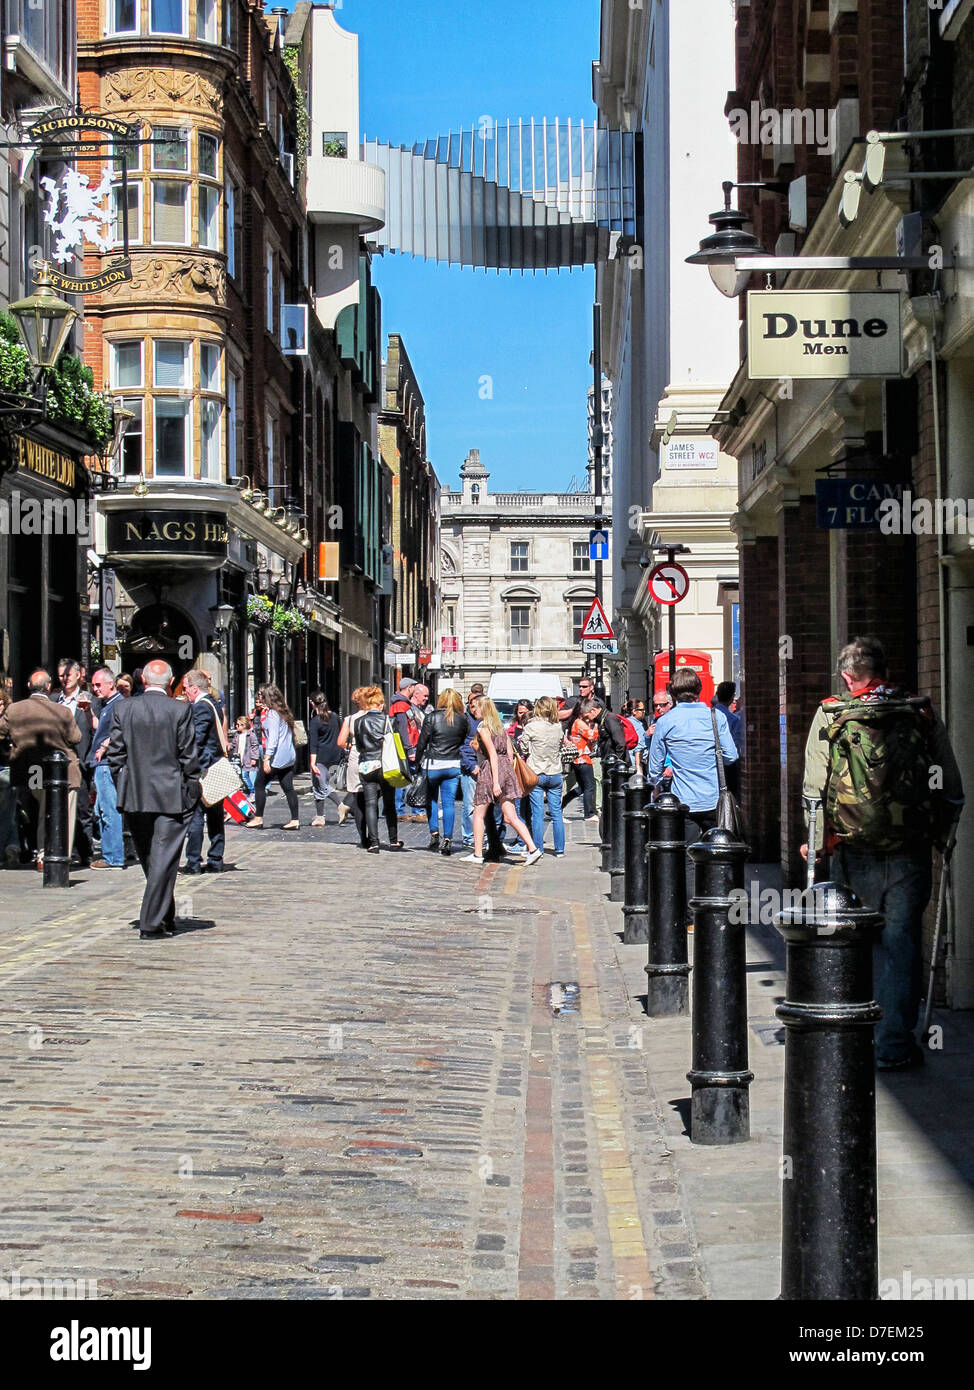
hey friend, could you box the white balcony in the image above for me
[307,157,386,230]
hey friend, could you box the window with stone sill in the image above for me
[510,605,531,647]
[572,541,591,572]
[510,540,529,572]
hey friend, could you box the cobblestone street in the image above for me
[0,798,705,1301]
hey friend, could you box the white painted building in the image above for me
[439,450,615,697]
[594,0,741,698]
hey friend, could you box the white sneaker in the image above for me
[462,853,484,864]
[523,848,543,866]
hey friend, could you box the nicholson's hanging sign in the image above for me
[747,290,902,380]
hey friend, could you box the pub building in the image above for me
[0,424,92,694]
[94,483,310,718]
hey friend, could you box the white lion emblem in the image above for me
[40,167,115,264]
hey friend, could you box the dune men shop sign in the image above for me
[747,291,902,380]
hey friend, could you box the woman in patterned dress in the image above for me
[464,697,542,866]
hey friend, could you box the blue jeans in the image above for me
[93,762,125,866]
[834,846,933,1064]
[461,770,477,842]
[241,767,256,795]
[427,766,460,839]
[530,774,565,854]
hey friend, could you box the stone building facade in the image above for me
[439,450,612,697]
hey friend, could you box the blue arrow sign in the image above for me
[589,528,609,560]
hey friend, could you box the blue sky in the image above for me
[286,0,599,494]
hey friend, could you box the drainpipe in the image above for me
[911,295,947,715]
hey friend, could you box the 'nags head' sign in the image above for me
[747,291,902,380]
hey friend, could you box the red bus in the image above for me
[653,649,715,707]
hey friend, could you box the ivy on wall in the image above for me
[282,46,310,181]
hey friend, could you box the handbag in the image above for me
[292,719,309,748]
[199,698,244,808]
[711,708,747,843]
[560,738,580,772]
[381,717,411,788]
[511,740,539,795]
[328,755,349,792]
[405,761,430,809]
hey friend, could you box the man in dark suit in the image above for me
[181,668,226,875]
[106,659,201,940]
[0,669,82,869]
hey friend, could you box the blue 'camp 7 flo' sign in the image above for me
[815,479,905,529]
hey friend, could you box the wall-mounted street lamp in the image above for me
[685,183,766,297]
[686,179,952,297]
[10,262,78,374]
[229,473,255,501]
[0,262,79,442]
[208,601,235,656]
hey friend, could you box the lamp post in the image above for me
[0,263,80,468]
[9,262,78,376]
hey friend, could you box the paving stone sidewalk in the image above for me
[0,800,705,1301]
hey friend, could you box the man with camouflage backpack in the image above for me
[802,636,963,1071]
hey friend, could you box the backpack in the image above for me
[822,693,935,851]
[619,717,640,752]
[405,707,423,749]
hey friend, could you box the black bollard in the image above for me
[775,881,883,1301]
[608,761,628,902]
[686,827,753,1144]
[42,749,70,888]
[600,755,618,873]
[622,774,652,943]
[644,791,690,1015]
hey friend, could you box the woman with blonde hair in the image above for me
[352,685,404,852]
[414,687,466,856]
[522,695,566,856]
[465,697,542,867]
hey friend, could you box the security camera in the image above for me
[86,550,102,568]
[638,554,652,568]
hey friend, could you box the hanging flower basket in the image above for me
[271,604,308,638]
[247,594,274,626]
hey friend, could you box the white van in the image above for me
[486,672,566,721]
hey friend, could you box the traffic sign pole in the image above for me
[647,553,690,690]
[592,303,606,706]
[667,548,677,687]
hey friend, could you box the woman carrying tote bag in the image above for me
[522,696,567,856]
[353,686,404,853]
